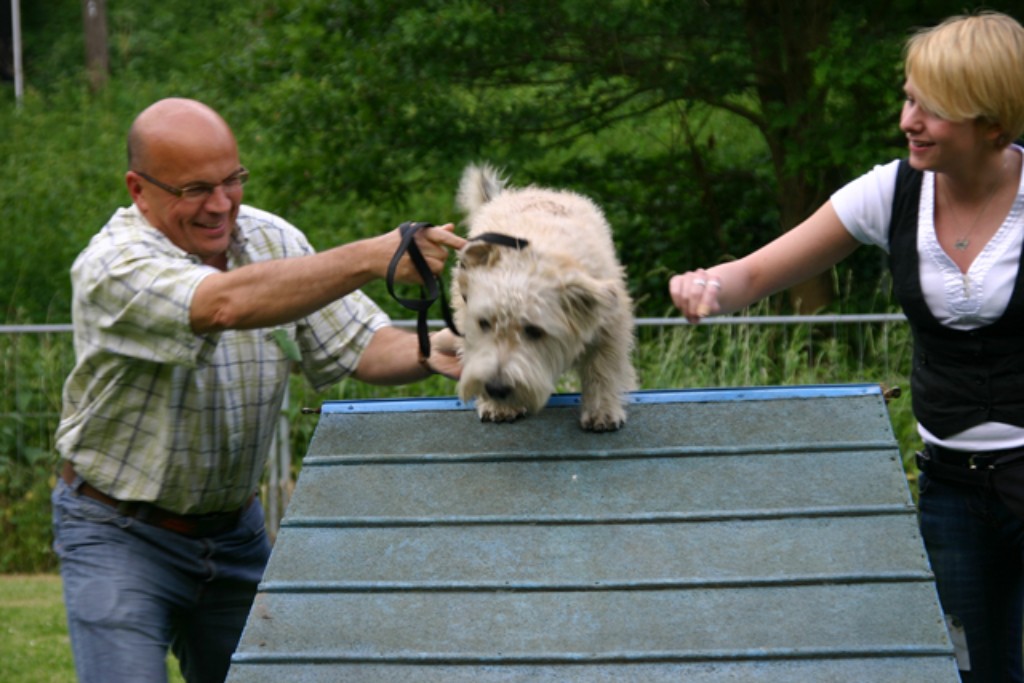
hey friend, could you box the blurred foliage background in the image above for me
[5,0,1018,323]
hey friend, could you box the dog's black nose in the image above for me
[484,382,512,400]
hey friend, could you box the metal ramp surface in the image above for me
[227,384,958,682]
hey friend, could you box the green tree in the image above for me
[3,0,1014,320]
[217,0,998,314]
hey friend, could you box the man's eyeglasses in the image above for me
[134,167,249,201]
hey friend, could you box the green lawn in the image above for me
[0,575,72,683]
[0,574,185,683]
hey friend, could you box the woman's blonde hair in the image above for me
[905,11,1024,143]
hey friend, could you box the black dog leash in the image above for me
[386,221,459,364]
[386,223,530,364]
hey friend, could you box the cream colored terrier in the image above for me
[452,164,636,432]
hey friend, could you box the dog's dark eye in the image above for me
[524,324,545,341]
[477,319,492,333]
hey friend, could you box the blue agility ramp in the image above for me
[227,385,959,682]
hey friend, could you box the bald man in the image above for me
[51,98,466,683]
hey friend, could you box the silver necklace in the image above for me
[942,165,1006,251]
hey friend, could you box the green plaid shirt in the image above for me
[56,204,390,514]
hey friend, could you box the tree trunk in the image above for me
[744,0,837,313]
[82,0,108,92]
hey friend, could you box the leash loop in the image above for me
[386,221,459,361]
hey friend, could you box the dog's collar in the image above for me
[469,232,530,250]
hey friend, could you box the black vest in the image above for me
[888,161,1024,438]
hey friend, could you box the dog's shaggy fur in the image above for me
[452,164,636,431]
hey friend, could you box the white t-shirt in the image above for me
[830,149,1024,449]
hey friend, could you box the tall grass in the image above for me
[0,310,918,572]
[0,330,75,572]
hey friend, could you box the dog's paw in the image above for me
[579,407,626,432]
[477,401,528,424]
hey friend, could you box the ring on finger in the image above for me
[708,280,722,290]
[693,278,707,287]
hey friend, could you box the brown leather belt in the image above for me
[61,461,255,538]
